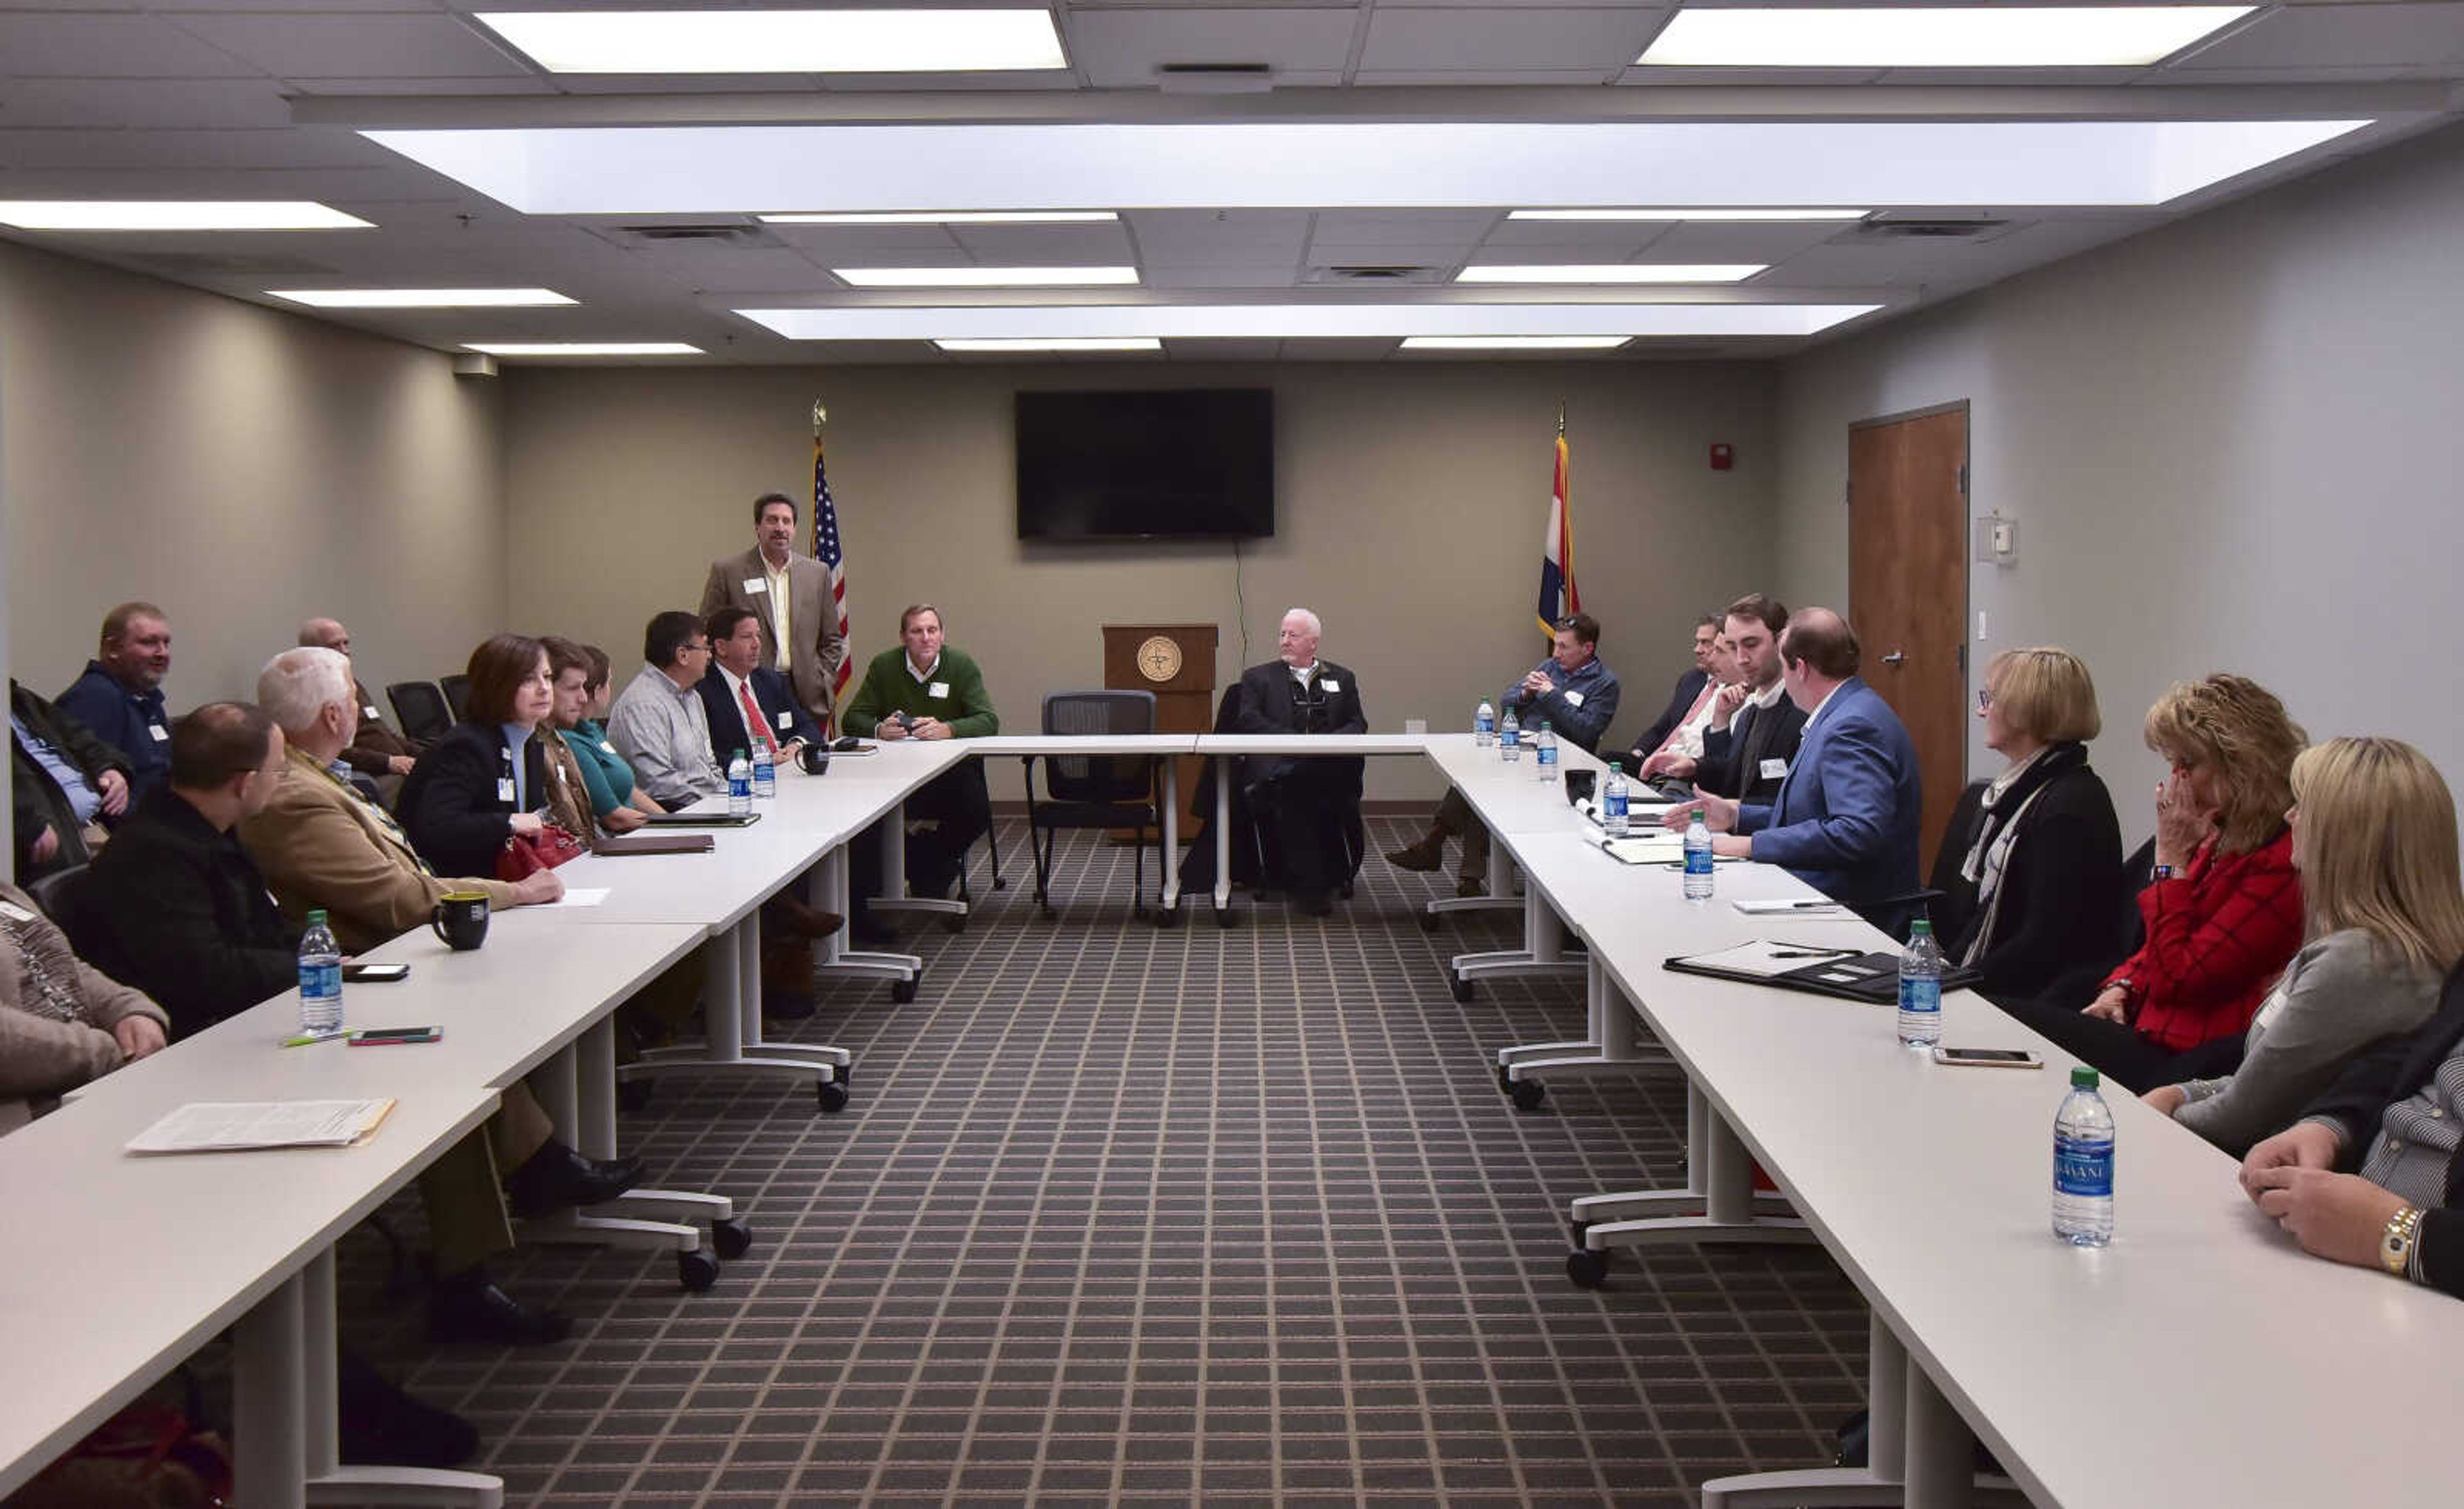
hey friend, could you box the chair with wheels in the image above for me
[438,672,473,723]
[386,681,454,744]
[1023,690,1160,917]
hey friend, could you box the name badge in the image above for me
[776,710,794,729]
[742,578,768,595]
[1562,690,1584,708]
[1319,679,1340,693]
[1760,758,1790,780]
[148,723,170,742]
[363,705,381,721]
[497,778,517,802]
[0,901,35,924]
[600,740,617,754]
[928,681,950,700]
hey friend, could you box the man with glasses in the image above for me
[608,610,727,810]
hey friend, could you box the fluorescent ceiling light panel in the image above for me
[1401,337,1632,351]
[0,201,372,231]
[833,266,1138,288]
[1509,209,1867,222]
[365,120,2372,214]
[270,287,573,309]
[473,10,1066,74]
[936,338,1161,352]
[764,212,1118,225]
[735,304,1879,341]
[463,342,701,356]
[1638,6,2254,69]
[1458,265,1765,285]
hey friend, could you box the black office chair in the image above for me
[386,681,453,744]
[1023,691,1159,917]
[950,762,1005,912]
[21,862,92,940]
[438,673,473,724]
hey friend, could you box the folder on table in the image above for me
[592,833,717,856]
[1664,941,1978,1005]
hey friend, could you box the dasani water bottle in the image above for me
[1474,699,1496,747]
[1897,918,1943,1047]
[298,908,343,1039]
[728,751,752,817]
[1602,761,1630,838]
[1683,810,1715,901]
[2053,1067,2116,1247]
[1499,708,1521,763]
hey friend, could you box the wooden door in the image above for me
[1847,404,1969,870]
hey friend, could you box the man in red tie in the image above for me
[697,607,823,767]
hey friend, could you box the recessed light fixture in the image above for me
[935,338,1162,353]
[735,304,1881,341]
[366,119,2369,215]
[1636,6,2254,69]
[1400,337,1633,351]
[270,287,574,309]
[1508,209,1868,223]
[462,342,701,356]
[474,9,1067,74]
[1457,265,1765,285]
[0,201,372,232]
[764,212,1119,226]
[832,266,1140,289]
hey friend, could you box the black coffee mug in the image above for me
[431,891,490,951]
[797,744,830,776]
[1562,769,1598,806]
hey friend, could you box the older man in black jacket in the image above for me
[1234,608,1367,917]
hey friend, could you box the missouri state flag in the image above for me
[1536,422,1577,637]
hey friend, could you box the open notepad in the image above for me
[1599,834,1743,866]
[126,1098,395,1155]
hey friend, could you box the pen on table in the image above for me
[282,1030,350,1048]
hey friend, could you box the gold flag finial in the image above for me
[1555,402,1566,437]
[812,400,828,440]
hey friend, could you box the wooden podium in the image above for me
[1102,624,1217,821]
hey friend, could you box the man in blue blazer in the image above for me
[697,606,823,767]
[1664,607,1922,930]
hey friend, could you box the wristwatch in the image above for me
[2381,1205,2425,1278]
[2152,864,2176,881]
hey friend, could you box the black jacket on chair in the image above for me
[1695,693,1809,805]
[2301,965,2464,1300]
[74,785,300,1040]
[398,721,551,880]
[1627,669,1709,763]
[1928,754,2126,1007]
[1231,660,1367,894]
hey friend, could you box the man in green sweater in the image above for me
[843,603,999,907]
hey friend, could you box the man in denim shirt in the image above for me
[8,679,131,878]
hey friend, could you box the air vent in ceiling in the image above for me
[604,223,778,250]
[1304,264,1441,285]
[122,252,338,278]
[1829,216,2021,245]
[1156,62,1276,94]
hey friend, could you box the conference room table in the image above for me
[1439,771,2464,1508]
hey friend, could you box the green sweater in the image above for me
[843,646,999,740]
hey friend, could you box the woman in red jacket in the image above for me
[2003,674,2306,1091]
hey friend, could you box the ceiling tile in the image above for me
[287,76,560,96]
[169,14,535,80]
[1478,219,1663,253]
[1301,240,1473,270]
[0,126,391,170]
[0,13,268,76]
[1142,264,1311,287]
[762,224,970,257]
[1359,7,1665,74]
[1126,209,1310,264]
[2170,3,2464,69]
[1634,222,1860,259]
[947,223,1138,260]
[1308,209,1499,243]
[0,78,294,129]
[1066,6,1359,89]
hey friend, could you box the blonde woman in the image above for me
[2003,674,2306,1089]
[2146,738,2464,1154]
[1930,649,2123,1002]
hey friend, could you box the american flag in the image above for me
[812,436,851,734]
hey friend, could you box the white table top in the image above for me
[1194,732,1432,756]
[970,734,1198,757]
[1495,817,2464,1508]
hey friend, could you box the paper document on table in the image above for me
[127,1098,395,1154]
[547,888,610,908]
[1600,834,1684,864]
[1732,898,1850,916]
[1670,940,1858,979]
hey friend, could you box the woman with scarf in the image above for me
[1929,647,2125,1004]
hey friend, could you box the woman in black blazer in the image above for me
[399,634,558,880]
[1930,647,2126,1005]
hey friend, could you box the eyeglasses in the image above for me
[683,640,712,656]
[1976,688,1994,712]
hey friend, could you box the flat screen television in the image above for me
[1014,388,1274,540]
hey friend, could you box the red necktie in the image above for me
[737,680,776,753]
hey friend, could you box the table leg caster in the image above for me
[678,1249,720,1292]
[1566,1249,1611,1290]
[712,1218,753,1261]
[817,1078,850,1113]
[1509,1078,1546,1113]
[891,967,922,1005]
[1450,973,1473,1003]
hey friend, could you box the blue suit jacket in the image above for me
[696,665,822,766]
[1738,678,1922,917]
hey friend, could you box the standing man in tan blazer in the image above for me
[699,491,846,728]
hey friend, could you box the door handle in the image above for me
[1881,651,1908,667]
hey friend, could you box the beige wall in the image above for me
[1774,122,2464,842]
[0,237,506,719]
[502,360,1778,800]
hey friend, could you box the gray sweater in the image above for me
[2171,928,2444,1155]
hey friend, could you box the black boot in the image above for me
[504,1139,644,1217]
[427,1266,572,1346]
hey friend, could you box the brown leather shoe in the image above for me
[1455,874,1486,898]
[767,896,846,940]
[1385,835,1444,873]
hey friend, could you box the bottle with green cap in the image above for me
[2053,1065,2115,1246]
[298,908,343,1038]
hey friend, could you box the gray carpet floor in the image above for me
[343,818,1870,1506]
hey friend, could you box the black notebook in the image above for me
[1664,942,1978,1005]
[640,810,761,828]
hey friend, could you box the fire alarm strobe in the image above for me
[1709,443,1734,471]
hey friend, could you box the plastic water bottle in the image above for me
[1683,809,1715,901]
[1533,720,1558,781]
[1602,760,1630,838]
[297,908,343,1039]
[1474,698,1496,747]
[728,751,752,817]
[2053,1067,2116,1247]
[750,738,776,799]
[1500,708,1522,763]
[1897,917,1943,1047]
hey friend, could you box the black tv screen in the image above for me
[1015,388,1274,540]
